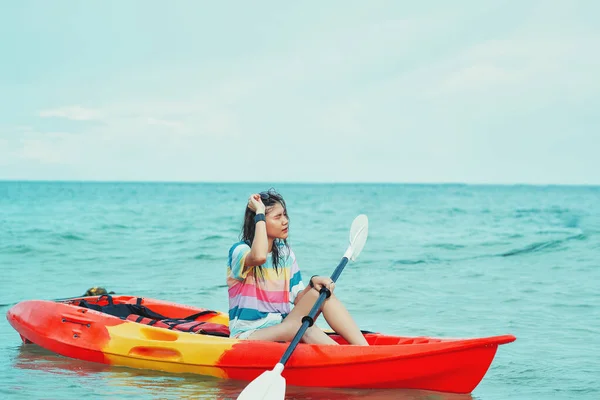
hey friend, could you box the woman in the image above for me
[226,189,368,345]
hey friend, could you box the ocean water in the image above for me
[1,182,599,400]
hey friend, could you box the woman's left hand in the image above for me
[310,276,335,293]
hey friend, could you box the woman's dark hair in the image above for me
[241,188,289,276]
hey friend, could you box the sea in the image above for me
[1,181,598,400]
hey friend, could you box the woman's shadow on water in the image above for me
[14,344,474,400]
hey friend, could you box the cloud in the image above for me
[106,100,239,139]
[428,37,600,98]
[146,117,184,129]
[19,138,71,164]
[4,89,243,176]
[39,106,102,121]
[435,63,520,94]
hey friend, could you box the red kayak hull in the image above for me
[6,295,515,394]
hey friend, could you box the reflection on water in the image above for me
[13,344,111,376]
[13,344,474,400]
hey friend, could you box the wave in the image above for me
[58,233,85,241]
[514,207,583,229]
[500,234,587,258]
[24,228,51,234]
[202,235,226,242]
[500,239,563,257]
[193,253,221,261]
[0,244,35,254]
[212,284,228,289]
[425,243,466,250]
[390,233,588,265]
[393,259,426,265]
[100,223,129,230]
[514,207,571,216]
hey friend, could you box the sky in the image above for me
[0,0,598,184]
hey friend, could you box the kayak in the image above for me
[6,294,515,394]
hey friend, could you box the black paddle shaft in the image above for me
[279,256,350,366]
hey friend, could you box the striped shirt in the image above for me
[226,240,305,338]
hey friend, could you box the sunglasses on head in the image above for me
[259,192,270,201]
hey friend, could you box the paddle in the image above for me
[236,214,369,400]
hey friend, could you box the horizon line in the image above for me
[1,179,599,187]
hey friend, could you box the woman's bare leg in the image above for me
[318,291,368,345]
[301,325,339,344]
[243,289,333,343]
[245,288,367,345]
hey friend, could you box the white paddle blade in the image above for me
[349,214,368,261]
[237,363,286,400]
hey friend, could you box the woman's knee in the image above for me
[303,287,336,303]
[305,325,324,338]
[279,320,302,340]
